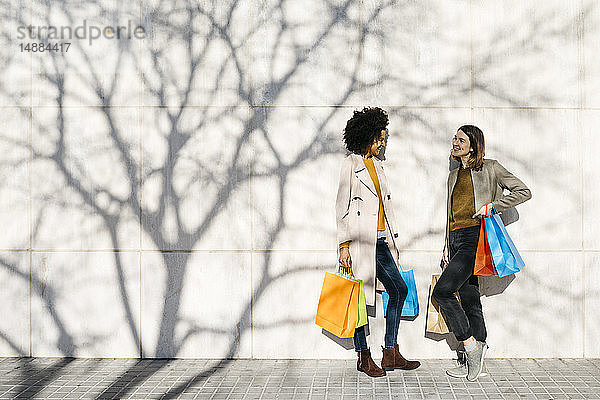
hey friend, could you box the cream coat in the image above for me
[445,158,532,248]
[336,153,401,307]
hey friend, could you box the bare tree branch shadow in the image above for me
[0,0,595,398]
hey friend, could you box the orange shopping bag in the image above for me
[315,272,359,338]
[474,219,496,276]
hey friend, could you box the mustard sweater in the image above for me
[449,167,479,231]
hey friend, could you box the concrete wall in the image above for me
[0,0,598,359]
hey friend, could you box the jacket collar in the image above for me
[448,167,459,196]
[350,153,380,198]
[448,163,488,201]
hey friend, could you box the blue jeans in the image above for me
[353,238,408,351]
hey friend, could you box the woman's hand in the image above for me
[473,203,494,219]
[442,246,449,268]
[338,247,352,274]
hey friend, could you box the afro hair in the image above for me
[343,107,389,155]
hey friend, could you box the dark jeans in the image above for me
[432,225,487,342]
[354,238,408,351]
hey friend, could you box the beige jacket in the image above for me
[336,153,401,307]
[445,158,532,248]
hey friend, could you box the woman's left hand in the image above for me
[473,203,494,219]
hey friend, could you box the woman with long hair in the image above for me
[336,107,420,377]
[433,125,531,381]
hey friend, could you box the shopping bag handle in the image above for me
[485,204,498,217]
[337,265,356,279]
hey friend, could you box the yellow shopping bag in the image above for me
[356,278,368,328]
[315,272,359,338]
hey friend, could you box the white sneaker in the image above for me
[447,349,488,379]
[446,362,467,378]
[466,342,488,381]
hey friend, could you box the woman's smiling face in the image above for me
[451,129,472,158]
[366,129,387,157]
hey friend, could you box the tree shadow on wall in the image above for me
[0,0,595,398]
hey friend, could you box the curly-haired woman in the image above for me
[336,107,420,377]
[433,125,531,381]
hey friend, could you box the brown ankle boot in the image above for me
[392,344,421,370]
[381,346,397,371]
[357,349,386,377]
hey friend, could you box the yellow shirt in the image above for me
[363,157,386,231]
[340,157,386,249]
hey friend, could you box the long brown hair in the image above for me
[453,125,485,170]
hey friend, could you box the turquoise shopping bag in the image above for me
[484,210,525,277]
[382,264,419,318]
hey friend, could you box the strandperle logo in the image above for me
[17,19,146,45]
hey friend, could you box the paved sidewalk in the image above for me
[0,358,599,399]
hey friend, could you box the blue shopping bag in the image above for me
[484,210,525,277]
[382,264,419,318]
